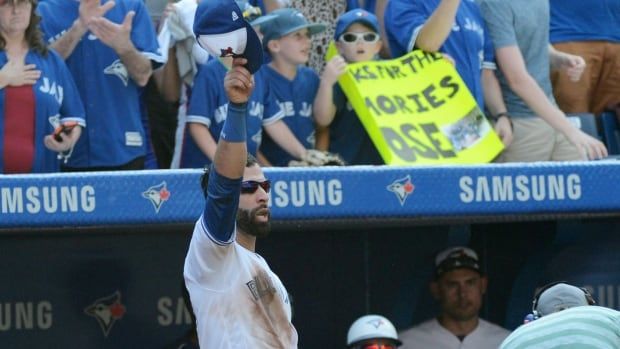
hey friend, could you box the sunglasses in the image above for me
[339,32,380,44]
[240,180,271,194]
[360,344,396,349]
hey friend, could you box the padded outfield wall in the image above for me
[1,163,619,348]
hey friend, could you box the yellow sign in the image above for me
[334,49,504,165]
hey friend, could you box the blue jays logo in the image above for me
[142,181,171,213]
[366,317,385,329]
[387,175,415,206]
[220,47,235,57]
[48,114,61,129]
[84,291,126,337]
[104,59,129,86]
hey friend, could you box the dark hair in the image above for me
[200,153,259,194]
[0,0,48,56]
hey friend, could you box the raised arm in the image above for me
[214,58,254,178]
[50,0,115,59]
[89,12,152,86]
[314,55,346,127]
[415,0,461,52]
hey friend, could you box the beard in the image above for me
[236,206,271,238]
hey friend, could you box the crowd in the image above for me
[179,1,620,347]
[1,0,618,173]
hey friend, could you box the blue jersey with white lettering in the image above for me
[0,49,85,173]
[38,0,164,168]
[259,65,319,167]
[385,0,495,107]
[180,61,284,168]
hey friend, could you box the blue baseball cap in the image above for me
[334,9,380,41]
[260,8,327,49]
[193,0,263,74]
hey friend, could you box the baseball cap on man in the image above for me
[260,8,327,49]
[535,283,592,316]
[193,0,263,73]
[434,246,481,278]
[334,9,380,41]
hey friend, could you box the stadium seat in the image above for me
[567,113,601,140]
[600,111,620,155]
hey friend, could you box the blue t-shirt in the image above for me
[0,49,86,173]
[384,0,495,108]
[181,61,283,168]
[329,84,383,165]
[550,0,620,44]
[38,0,164,168]
[259,65,319,167]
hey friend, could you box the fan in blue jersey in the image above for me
[258,8,350,167]
[38,0,164,171]
[0,0,85,174]
[179,57,285,168]
[384,0,513,149]
[175,4,283,168]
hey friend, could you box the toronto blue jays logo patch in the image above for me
[104,59,129,86]
[84,291,126,337]
[387,175,415,206]
[142,181,171,213]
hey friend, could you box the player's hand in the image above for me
[565,128,608,160]
[78,0,115,29]
[44,125,82,152]
[224,57,254,104]
[0,59,41,86]
[494,115,513,147]
[88,11,135,55]
[560,53,586,82]
[321,55,347,85]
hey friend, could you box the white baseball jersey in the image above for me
[184,216,298,348]
[399,318,510,349]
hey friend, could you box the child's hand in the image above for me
[321,55,347,85]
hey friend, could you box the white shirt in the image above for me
[399,318,510,349]
[184,217,298,348]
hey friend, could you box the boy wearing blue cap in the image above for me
[257,8,334,166]
[313,9,384,165]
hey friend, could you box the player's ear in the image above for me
[479,275,488,295]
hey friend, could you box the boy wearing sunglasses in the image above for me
[313,9,384,165]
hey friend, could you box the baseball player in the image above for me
[38,0,164,170]
[184,1,297,347]
[399,247,510,349]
